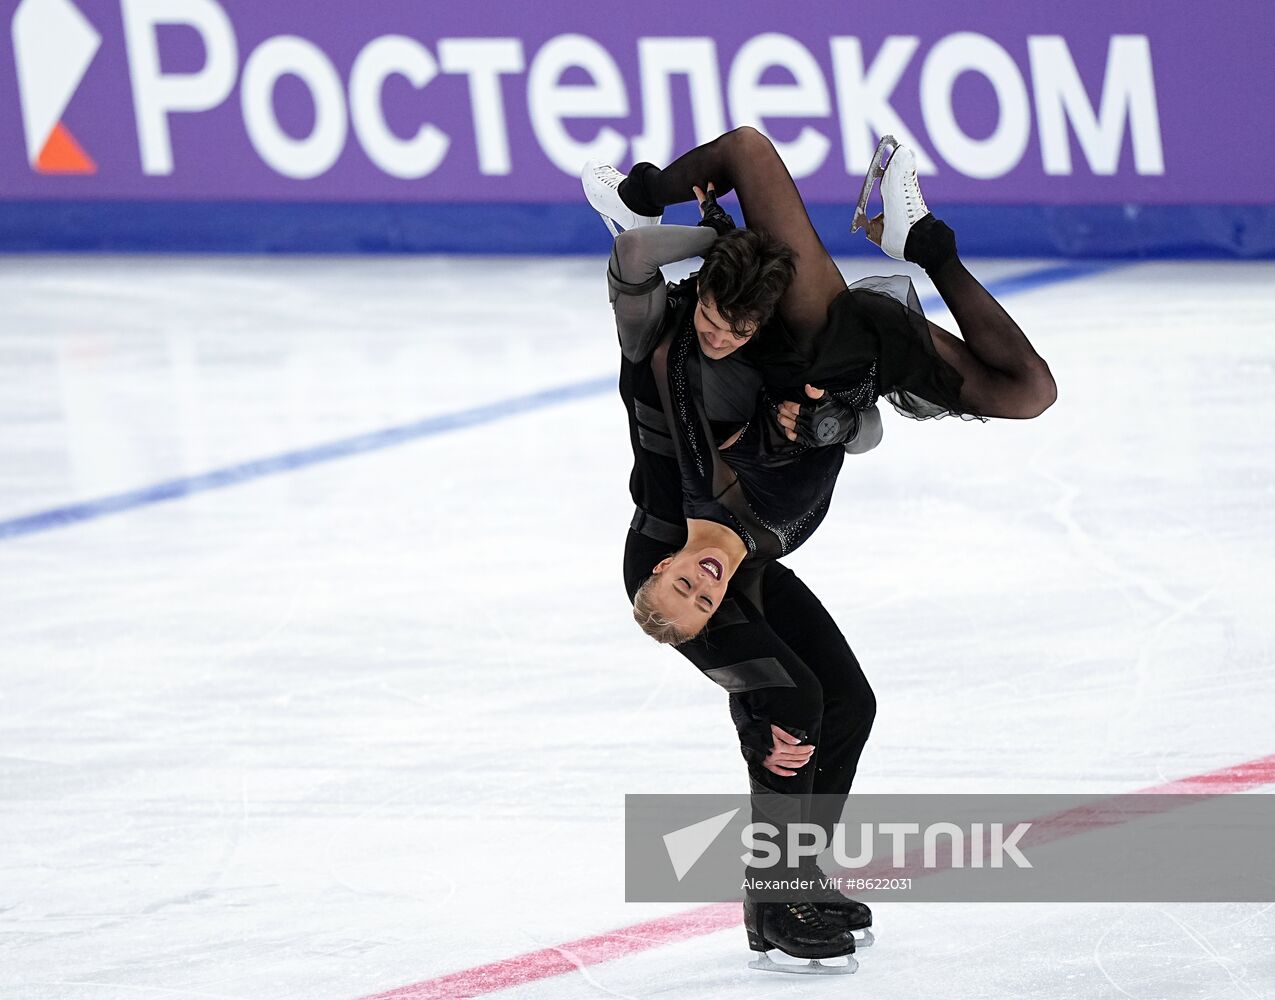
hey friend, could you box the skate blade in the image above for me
[850,134,898,233]
[748,950,859,975]
[596,211,621,239]
[853,927,875,948]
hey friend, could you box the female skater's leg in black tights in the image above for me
[924,258,1056,418]
[624,127,1056,418]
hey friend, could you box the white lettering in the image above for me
[1029,35,1164,176]
[728,33,831,178]
[879,822,920,867]
[831,822,874,868]
[438,37,524,176]
[921,32,1030,179]
[970,822,984,868]
[241,35,348,180]
[923,822,966,869]
[630,38,726,167]
[350,35,449,180]
[992,822,1033,868]
[527,34,628,174]
[741,823,781,866]
[121,0,238,176]
[787,824,828,864]
[830,36,937,175]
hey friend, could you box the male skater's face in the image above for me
[694,296,757,360]
[647,547,733,635]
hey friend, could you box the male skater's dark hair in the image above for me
[697,228,795,332]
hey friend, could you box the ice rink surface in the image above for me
[2,253,1274,999]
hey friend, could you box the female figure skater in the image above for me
[592,129,1055,972]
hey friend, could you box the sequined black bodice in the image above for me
[657,314,846,560]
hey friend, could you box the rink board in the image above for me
[1,0,1272,256]
[1,202,1273,258]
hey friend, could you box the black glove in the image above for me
[791,395,862,447]
[697,187,736,236]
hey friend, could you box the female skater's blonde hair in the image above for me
[633,574,698,646]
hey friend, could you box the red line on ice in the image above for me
[1136,754,1275,793]
[355,753,1275,1000]
[357,906,739,1000]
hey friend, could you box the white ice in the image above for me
[1,254,1273,999]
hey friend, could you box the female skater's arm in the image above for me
[609,225,716,362]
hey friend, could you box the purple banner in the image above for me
[1,0,1271,205]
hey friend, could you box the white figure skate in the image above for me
[580,160,662,237]
[851,135,932,261]
[850,134,897,235]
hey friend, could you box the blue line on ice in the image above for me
[0,262,1115,541]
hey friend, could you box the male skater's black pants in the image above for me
[624,528,876,840]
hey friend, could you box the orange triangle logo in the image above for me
[36,122,97,175]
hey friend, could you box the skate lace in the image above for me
[903,169,929,224]
[785,901,833,930]
[592,165,621,191]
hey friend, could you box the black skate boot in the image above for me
[743,897,858,975]
[812,897,874,947]
[794,861,875,946]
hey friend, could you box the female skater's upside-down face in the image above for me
[694,295,757,361]
[641,545,735,638]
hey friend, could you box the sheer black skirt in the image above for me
[749,274,987,422]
